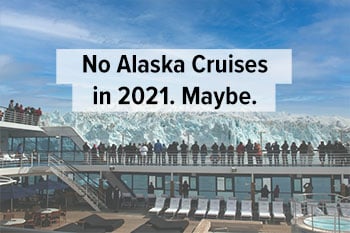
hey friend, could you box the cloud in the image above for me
[0,10,98,43]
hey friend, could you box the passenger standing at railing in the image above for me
[200,143,207,165]
[227,144,234,166]
[290,142,298,166]
[83,142,90,164]
[246,139,253,166]
[161,144,167,165]
[318,141,326,166]
[91,144,98,164]
[219,143,226,165]
[34,107,42,125]
[326,140,334,166]
[211,142,219,166]
[236,142,245,166]
[281,140,289,166]
[191,141,199,166]
[307,142,314,166]
[154,140,162,165]
[299,141,308,166]
[272,141,280,166]
[0,110,3,121]
[180,140,188,166]
[147,142,153,165]
[265,142,273,166]
[5,99,14,122]
[117,144,123,165]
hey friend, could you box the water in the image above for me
[303,216,350,232]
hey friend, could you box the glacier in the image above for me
[41,112,350,147]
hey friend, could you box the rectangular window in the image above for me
[294,179,301,192]
[217,177,225,191]
[190,177,197,190]
[226,178,232,190]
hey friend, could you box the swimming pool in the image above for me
[303,216,350,232]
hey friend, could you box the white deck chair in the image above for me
[177,198,192,217]
[240,200,252,220]
[164,197,181,217]
[258,200,271,221]
[340,203,350,217]
[307,202,324,216]
[148,197,165,215]
[194,198,208,218]
[325,203,338,216]
[224,199,237,219]
[272,201,285,221]
[206,199,220,218]
[290,201,303,218]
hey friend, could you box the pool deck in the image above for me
[2,209,292,233]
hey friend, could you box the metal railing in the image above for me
[48,154,107,211]
[0,106,40,126]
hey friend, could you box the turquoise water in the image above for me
[304,216,350,232]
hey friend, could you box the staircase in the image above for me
[48,155,107,211]
[102,171,135,197]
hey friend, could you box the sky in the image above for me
[0,0,349,117]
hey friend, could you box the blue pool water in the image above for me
[304,216,350,232]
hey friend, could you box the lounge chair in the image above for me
[325,203,338,216]
[272,201,285,222]
[306,201,324,216]
[240,200,252,220]
[290,201,303,218]
[148,197,166,215]
[340,203,350,217]
[258,200,271,222]
[223,199,237,219]
[177,198,192,217]
[206,199,220,218]
[194,198,208,218]
[164,197,181,217]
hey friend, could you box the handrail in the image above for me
[48,154,106,210]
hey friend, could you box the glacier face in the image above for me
[41,112,350,147]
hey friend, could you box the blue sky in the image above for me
[0,0,349,117]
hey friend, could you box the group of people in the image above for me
[81,139,350,167]
[1,99,42,125]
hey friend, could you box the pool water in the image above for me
[304,216,350,232]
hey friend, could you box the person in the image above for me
[236,142,245,166]
[261,185,270,199]
[140,143,148,166]
[326,140,334,166]
[200,143,207,165]
[117,144,123,165]
[227,144,234,165]
[191,141,200,166]
[0,110,3,121]
[272,141,280,166]
[161,144,167,165]
[299,141,308,166]
[303,182,313,199]
[254,143,262,165]
[154,140,162,165]
[307,142,314,166]
[83,142,90,164]
[265,142,273,166]
[273,185,280,200]
[318,141,326,166]
[281,140,289,166]
[109,144,117,164]
[148,182,155,194]
[97,142,106,163]
[219,143,226,165]
[91,144,98,164]
[147,142,153,165]
[211,143,219,165]
[182,180,189,198]
[290,142,298,166]
[246,139,254,166]
[180,140,188,165]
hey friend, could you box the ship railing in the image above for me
[0,106,41,126]
[1,150,349,169]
